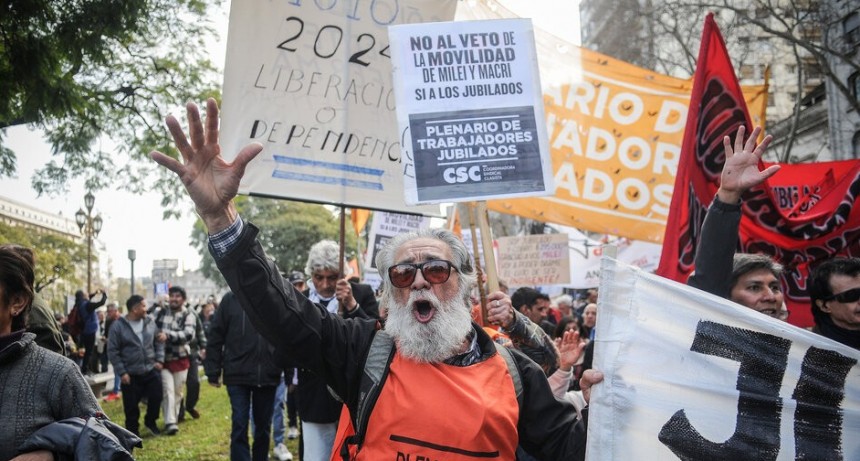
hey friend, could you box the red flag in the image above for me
[657,13,753,283]
[657,14,860,328]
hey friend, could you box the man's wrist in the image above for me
[201,203,238,234]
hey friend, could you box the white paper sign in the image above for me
[497,233,570,286]
[388,19,553,205]
[588,258,860,460]
[220,0,455,215]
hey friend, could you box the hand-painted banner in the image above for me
[220,0,454,215]
[655,14,860,328]
[457,1,767,242]
[497,233,570,286]
[588,257,860,461]
[388,18,554,204]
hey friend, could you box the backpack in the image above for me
[67,304,85,337]
[336,331,523,460]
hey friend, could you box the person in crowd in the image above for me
[103,302,123,401]
[297,240,379,461]
[204,291,283,461]
[581,303,597,340]
[685,126,787,322]
[200,299,216,338]
[107,295,165,436]
[154,285,196,435]
[271,370,296,461]
[55,311,79,359]
[4,244,66,355]
[554,315,582,340]
[150,98,603,460]
[76,288,107,375]
[511,287,555,338]
[548,330,589,418]
[96,308,109,373]
[288,271,307,293]
[554,294,574,322]
[807,257,860,349]
[179,303,206,422]
[0,244,102,460]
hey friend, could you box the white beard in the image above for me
[384,289,472,363]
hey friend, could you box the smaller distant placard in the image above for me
[365,211,432,270]
[388,19,553,205]
[497,233,570,286]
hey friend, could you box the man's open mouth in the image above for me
[413,300,436,324]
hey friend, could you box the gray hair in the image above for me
[305,240,350,276]
[731,253,783,288]
[375,228,476,304]
[554,294,573,307]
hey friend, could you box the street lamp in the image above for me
[76,192,103,294]
[128,249,136,298]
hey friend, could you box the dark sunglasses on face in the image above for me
[824,287,860,304]
[388,260,456,288]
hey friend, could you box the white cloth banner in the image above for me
[588,258,860,460]
[220,0,454,215]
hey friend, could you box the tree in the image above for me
[0,0,222,213]
[583,0,860,161]
[0,221,86,294]
[191,197,358,287]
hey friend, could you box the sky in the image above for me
[0,0,580,280]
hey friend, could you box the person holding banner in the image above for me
[687,126,785,319]
[151,99,602,460]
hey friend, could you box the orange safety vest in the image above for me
[353,351,520,460]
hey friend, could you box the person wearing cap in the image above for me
[288,271,307,293]
[151,99,603,460]
[107,295,165,436]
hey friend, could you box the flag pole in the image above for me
[468,203,488,326]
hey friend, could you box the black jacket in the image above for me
[203,291,282,387]
[213,222,587,460]
[297,284,378,423]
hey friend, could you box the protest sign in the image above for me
[220,1,454,215]
[457,1,767,243]
[497,233,570,286]
[364,211,431,270]
[587,257,860,460]
[388,19,553,204]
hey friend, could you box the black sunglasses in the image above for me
[388,260,456,288]
[824,287,860,304]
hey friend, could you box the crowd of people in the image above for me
[1,98,858,460]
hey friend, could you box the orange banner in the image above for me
[459,1,767,243]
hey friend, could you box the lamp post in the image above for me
[128,249,136,298]
[75,192,103,295]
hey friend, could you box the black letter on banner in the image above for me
[658,321,791,460]
[793,346,856,460]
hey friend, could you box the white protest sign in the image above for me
[220,1,454,215]
[497,233,570,286]
[388,19,553,205]
[365,211,431,270]
[587,258,860,461]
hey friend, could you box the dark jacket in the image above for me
[687,196,742,298]
[27,294,65,355]
[214,222,587,460]
[203,292,282,387]
[18,415,141,461]
[107,315,164,377]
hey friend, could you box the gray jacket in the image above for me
[107,315,164,377]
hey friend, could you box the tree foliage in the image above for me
[591,0,860,161]
[0,0,222,213]
[0,221,86,294]
[191,197,358,287]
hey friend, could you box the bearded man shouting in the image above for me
[151,99,603,460]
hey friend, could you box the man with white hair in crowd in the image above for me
[151,99,603,460]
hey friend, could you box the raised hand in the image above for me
[555,329,586,371]
[718,125,780,204]
[150,98,263,233]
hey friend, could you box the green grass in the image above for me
[100,383,300,460]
